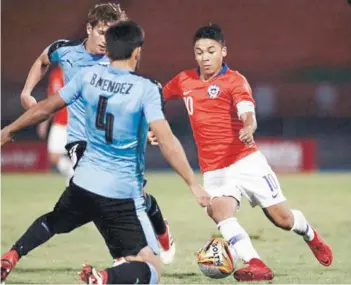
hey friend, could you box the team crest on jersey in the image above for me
[207,85,221,99]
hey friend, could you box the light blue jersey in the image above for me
[59,64,165,199]
[48,39,109,143]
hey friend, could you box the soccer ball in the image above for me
[197,237,236,279]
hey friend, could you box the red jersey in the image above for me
[48,67,67,125]
[163,65,258,172]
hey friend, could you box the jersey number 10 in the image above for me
[95,96,114,144]
[183,96,194,115]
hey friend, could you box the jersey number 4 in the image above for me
[96,96,114,144]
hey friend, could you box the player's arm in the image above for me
[150,120,195,186]
[3,69,84,145]
[21,40,69,110]
[1,94,67,145]
[232,74,257,146]
[162,74,182,102]
[144,81,210,207]
[20,46,51,109]
[150,119,209,207]
[148,74,182,145]
[239,111,257,146]
[36,67,64,139]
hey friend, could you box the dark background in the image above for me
[2,0,351,169]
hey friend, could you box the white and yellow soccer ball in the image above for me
[197,237,237,279]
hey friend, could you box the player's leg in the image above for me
[80,247,160,284]
[1,211,55,283]
[143,183,175,265]
[263,201,333,266]
[83,196,161,284]
[207,197,273,281]
[208,197,261,262]
[203,168,273,281]
[242,151,332,267]
[47,124,74,184]
[1,184,94,283]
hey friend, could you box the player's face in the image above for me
[87,21,116,54]
[194,39,227,79]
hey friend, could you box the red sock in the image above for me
[8,249,20,264]
[99,270,108,284]
[158,231,170,250]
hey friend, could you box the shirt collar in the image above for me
[79,39,105,59]
[107,65,132,75]
[196,63,228,78]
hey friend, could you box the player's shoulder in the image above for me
[82,64,106,79]
[225,68,250,86]
[70,64,104,84]
[225,68,247,81]
[129,72,162,90]
[175,68,198,81]
[48,39,82,57]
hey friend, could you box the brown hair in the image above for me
[87,3,128,28]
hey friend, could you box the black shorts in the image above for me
[49,182,159,258]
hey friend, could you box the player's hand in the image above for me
[20,92,37,110]
[1,127,14,146]
[190,184,211,207]
[239,126,255,147]
[147,131,158,145]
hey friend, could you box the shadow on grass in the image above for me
[211,232,265,241]
[163,272,199,279]
[14,267,77,273]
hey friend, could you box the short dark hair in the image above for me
[193,23,225,45]
[87,3,128,28]
[105,20,144,60]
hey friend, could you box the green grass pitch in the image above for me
[1,172,351,283]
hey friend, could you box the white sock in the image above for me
[291,210,314,241]
[57,156,74,183]
[217,217,260,262]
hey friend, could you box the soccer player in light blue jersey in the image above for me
[20,3,126,181]
[16,2,176,267]
[1,21,210,284]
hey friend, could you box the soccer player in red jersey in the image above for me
[37,66,74,184]
[151,23,333,281]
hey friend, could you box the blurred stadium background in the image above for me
[2,0,351,172]
[1,0,351,283]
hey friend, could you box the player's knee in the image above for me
[207,197,238,224]
[272,211,294,230]
[207,206,223,223]
[133,246,161,277]
[45,211,76,234]
[264,202,294,230]
[207,208,233,224]
[36,212,56,235]
[206,205,214,218]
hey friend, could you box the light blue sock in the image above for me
[146,262,159,284]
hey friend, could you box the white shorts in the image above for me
[203,151,286,208]
[48,124,67,154]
